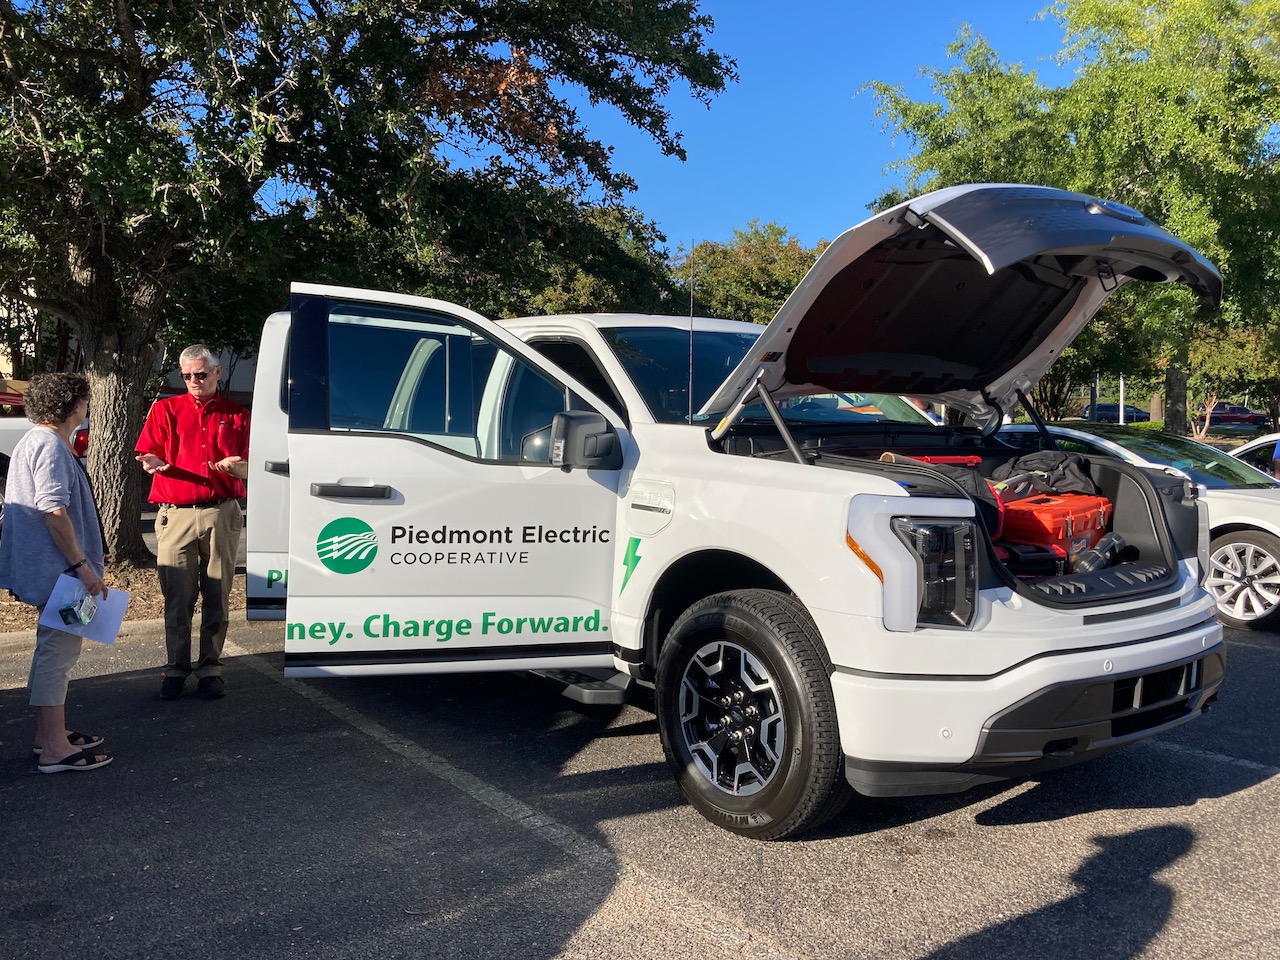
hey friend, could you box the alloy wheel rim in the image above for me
[677,640,785,797]
[1206,541,1280,622]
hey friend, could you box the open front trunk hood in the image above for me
[701,184,1221,427]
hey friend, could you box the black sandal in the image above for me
[37,749,113,774]
[31,731,105,757]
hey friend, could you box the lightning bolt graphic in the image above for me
[620,536,643,594]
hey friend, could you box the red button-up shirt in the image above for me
[135,393,251,505]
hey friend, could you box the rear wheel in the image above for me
[654,589,851,840]
[1207,530,1280,629]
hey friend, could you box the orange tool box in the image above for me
[999,494,1113,562]
[912,455,983,466]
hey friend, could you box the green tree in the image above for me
[1031,347,1093,421]
[867,0,1280,434]
[677,220,826,325]
[1188,326,1280,435]
[525,206,681,316]
[0,0,734,561]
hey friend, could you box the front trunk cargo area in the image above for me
[716,423,1200,606]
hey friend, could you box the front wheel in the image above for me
[1206,530,1280,629]
[654,589,851,840]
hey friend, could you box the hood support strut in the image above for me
[755,382,810,465]
[709,367,809,465]
[1017,388,1059,451]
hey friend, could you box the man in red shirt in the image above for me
[135,344,250,700]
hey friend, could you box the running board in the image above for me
[531,668,633,705]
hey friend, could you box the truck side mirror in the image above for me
[548,411,623,470]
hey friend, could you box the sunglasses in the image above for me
[181,372,211,382]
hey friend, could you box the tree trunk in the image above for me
[84,342,160,564]
[1164,321,1191,435]
[88,308,164,565]
[1165,366,1188,435]
[61,212,173,564]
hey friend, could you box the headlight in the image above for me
[891,518,977,629]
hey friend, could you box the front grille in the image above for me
[978,649,1224,766]
[1110,658,1204,738]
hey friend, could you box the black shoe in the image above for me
[160,676,187,700]
[197,676,226,700]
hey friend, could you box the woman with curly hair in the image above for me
[0,372,111,772]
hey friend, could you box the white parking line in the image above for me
[1144,739,1280,777]
[224,640,801,960]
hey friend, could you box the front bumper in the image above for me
[843,643,1224,797]
[834,604,1223,798]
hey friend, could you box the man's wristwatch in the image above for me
[65,558,89,573]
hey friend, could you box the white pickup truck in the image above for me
[246,184,1225,839]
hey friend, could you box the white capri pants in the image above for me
[28,621,85,707]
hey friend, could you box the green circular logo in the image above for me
[316,517,378,574]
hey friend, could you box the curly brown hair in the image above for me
[23,372,90,426]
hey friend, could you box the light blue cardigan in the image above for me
[0,427,104,607]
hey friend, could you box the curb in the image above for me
[0,610,250,652]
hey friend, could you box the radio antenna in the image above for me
[688,238,695,424]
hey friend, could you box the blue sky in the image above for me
[585,1,1074,251]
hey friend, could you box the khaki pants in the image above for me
[156,500,242,679]
[28,620,85,707]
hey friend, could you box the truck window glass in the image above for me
[326,306,580,463]
[600,327,760,424]
[499,361,569,461]
[529,339,628,422]
[278,330,290,413]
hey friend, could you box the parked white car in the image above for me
[998,422,1280,629]
[1229,432,1280,478]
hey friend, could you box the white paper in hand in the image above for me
[37,574,130,645]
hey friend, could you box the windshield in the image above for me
[1102,431,1278,489]
[600,326,760,424]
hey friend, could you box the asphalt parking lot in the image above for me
[1,613,1277,960]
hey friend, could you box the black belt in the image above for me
[159,499,233,509]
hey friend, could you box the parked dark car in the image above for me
[1079,402,1150,423]
[1196,403,1270,427]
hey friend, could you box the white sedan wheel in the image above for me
[1207,530,1280,629]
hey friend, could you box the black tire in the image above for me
[654,589,852,840]
[1207,530,1280,629]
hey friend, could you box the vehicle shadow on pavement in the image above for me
[0,658,626,960]
[809,729,1273,839]
[807,781,1018,840]
[309,670,685,830]
[974,743,1272,828]
[919,824,1193,960]
[809,726,1272,841]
